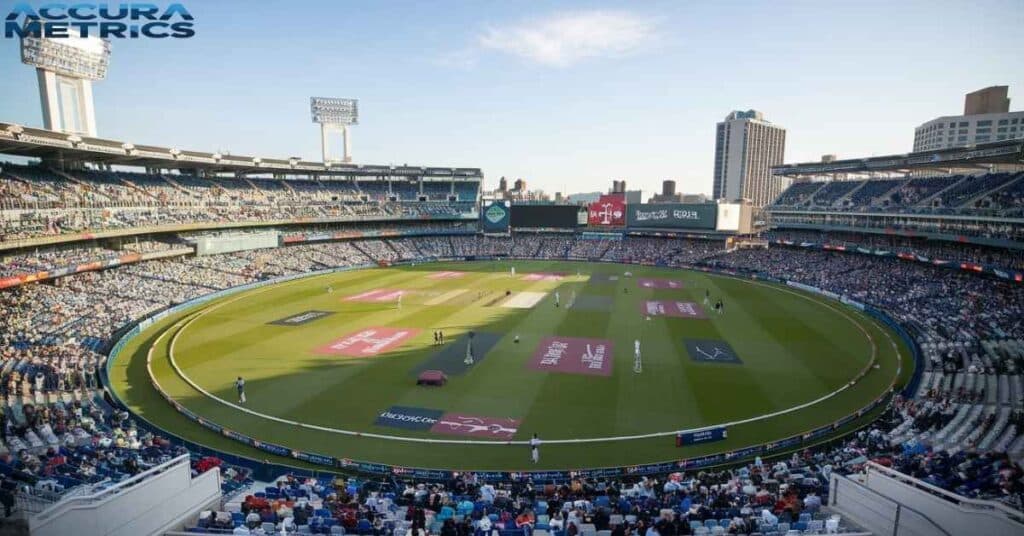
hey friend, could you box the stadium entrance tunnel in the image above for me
[108,259,910,473]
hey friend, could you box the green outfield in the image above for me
[109,260,910,471]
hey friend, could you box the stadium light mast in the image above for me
[20,30,110,137]
[311,97,358,163]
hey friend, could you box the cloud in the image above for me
[433,48,480,70]
[477,10,658,67]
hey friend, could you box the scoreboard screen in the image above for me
[510,205,582,228]
[626,203,717,230]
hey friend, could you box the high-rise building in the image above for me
[914,86,1023,152]
[662,180,676,196]
[712,110,787,208]
[964,86,1010,115]
[498,176,508,192]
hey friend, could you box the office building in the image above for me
[712,110,787,208]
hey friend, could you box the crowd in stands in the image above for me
[769,172,1024,242]
[0,164,480,242]
[193,448,860,535]
[771,172,1023,215]
[765,230,1024,270]
[0,392,253,522]
[2,227,1024,529]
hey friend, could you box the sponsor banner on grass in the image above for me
[430,414,521,440]
[642,301,706,318]
[374,406,444,431]
[427,271,466,280]
[570,295,613,312]
[292,450,336,466]
[528,336,613,376]
[676,427,728,446]
[522,272,566,281]
[637,278,683,289]
[588,274,619,284]
[223,429,253,444]
[268,310,334,326]
[196,417,223,434]
[315,327,420,357]
[684,339,742,364]
[253,440,291,457]
[343,288,409,302]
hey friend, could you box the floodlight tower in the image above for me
[310,97,359,163]
[21,32,110,137]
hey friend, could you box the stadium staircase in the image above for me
[830,462,1024,536]
[961,173,1024,208]
[913,175,968,208]
[832,179,869,208]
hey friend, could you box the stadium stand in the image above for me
[0,164,480,243]
[2,158,1024,533]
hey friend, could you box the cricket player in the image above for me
[555,291,560,307]
[530,434,541,463]
[236,376,246,404]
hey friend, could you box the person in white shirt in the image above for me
[478,515,495,536]
[548,512,564,531]
[480,483,496,503]
[530,434,541,463]
[236,376,246,404]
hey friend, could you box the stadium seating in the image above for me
[0,164,480,242]
[771,171,1024,216]
[2,196,1024,532]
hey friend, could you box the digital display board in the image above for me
[510,205,582,228]
[480,201,511,233]
[626,203,717,230]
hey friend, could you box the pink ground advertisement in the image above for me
[522,272,566,281]
[314,327,421,357]
[427,271,466,280]
[430,414,521,439]
[641,300,706,318]
[343,289,409,302]
[637,278,683,289]
[527,336,613,376]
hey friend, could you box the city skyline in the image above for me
[0,0,1021,196]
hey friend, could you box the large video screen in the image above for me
[626,203,718,230]
[480,201,511,233]
[510,205,582,228]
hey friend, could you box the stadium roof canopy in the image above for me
[0,122,482,179]
[772,140,1024,177]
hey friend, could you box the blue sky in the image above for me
[0,0,1022,196]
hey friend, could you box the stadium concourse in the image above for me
[0,166,1023,534]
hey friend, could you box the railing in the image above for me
[31,454,191,524]
[864,462,1024,525]
[829,471,952,536]
[30,454,222,536]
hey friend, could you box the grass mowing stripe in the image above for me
[114,260,908,470]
